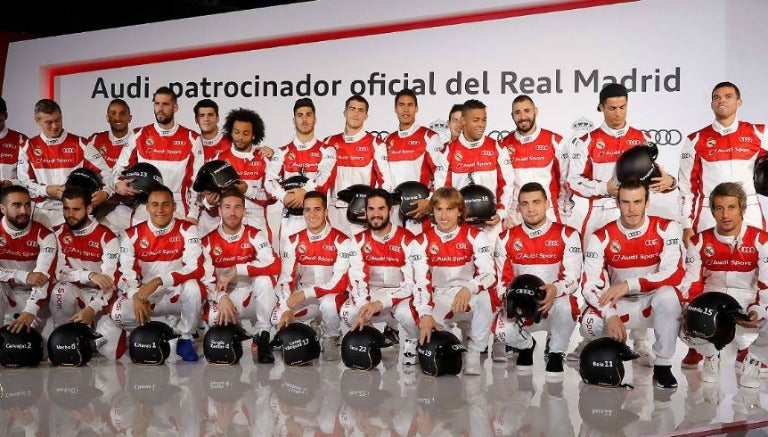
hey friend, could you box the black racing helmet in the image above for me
[417,330,466,377]
[394,181,430,223]
[337,184,371,226]
[193,159,240,193]
[47,322,102,366]
[505,274,547,323]
[684,291,750,351]
[340,325,392,370]
[460,184,496,225]
[579,337,639,388]
[203,323,251,365]
[128,321,180,365]
[122,162,164,203]
[615,142,660,185]
[272,322,321,366]
[0,325,44,368]
[754,155,768,196]
[65,167,103,196]
[281,174,310,216]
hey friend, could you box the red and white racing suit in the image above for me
[87,129,137,232]
[18,131,113,229]
[679,119,768,233]
[384,125,448,235]
[325,130,393,237]
[202,224,280,333]
[412,223,495,354]
[493,220,582,355]
[51,219,119,327]
[580,215,684,366]
[500,127,568,224]
[0,126,28,184]
[0,218,57,330]
[272,224,354,339]
[340,225,422,341]
[679,225,768,358]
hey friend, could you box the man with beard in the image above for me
[0,185,57,333]
[500,96,569,224]
[202,188,281,363]
[50,186,119,328]
[112,86,203,226]
[341,189,424,365]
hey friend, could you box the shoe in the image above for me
[735,348,768,376]
[565,338,588,362]
[383,325,400,346]
[545,353,564,382]
[681,348,703,369]
[505,345,519,358]
[491,339,508,363]
[701,354,720,383]
[176,338,199,362]
[633,340,654,368]
[653,365,678,389]
[402,338,417,366]
[255,331,275,364]
[322,336,340,361]
[739,356,762,388]
[516,339,536,374]
[464,352,482,375]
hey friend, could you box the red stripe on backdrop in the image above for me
[43,0,637,98]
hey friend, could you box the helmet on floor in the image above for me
[128,321,180,365]
[579,337,639,388]
[47,322,102,366]
[272,322,321,366]
[417,330,466,376]
[340,325,392,370]
[203,323,251,365]
[0,325,44,368]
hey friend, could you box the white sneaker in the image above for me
[322,336,340,361]
[633,340,654,368]
[701,355,720,383]
[491,339,508,363]
[464,352,482,375]
[565,338,589,362]
[402,338,417,366]
[739,357,762,388]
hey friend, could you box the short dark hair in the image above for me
[223,108,266,145]
[62,185,92,207]
[519,182,547,200]
[293,98,315,115]
[147,184,174,200]
[395,88,418,107]
[107,98,130,114]
[512,95,535,106]
[194,98,218,117]
[34,99,61,118]
[617,179,649,202]
[219,186,245,204]
[303,190,327,209]
[0,97,6,114]
[712,81,741,100]
[0,185,30,203]
[345,95,369,112]
[153,86,177,103]
[449,103,463,118]
[366,188,393,209]
[462,99,486,114]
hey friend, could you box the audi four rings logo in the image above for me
[643,129,682,146]
[488,130,513,142]
[368,131,390,141]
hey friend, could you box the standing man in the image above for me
[500,96,569,224]
[265,98,336,247]
[413,187,495,375]
[493,182,582,380]
[50,186,119,328]
[384,88,448,235]
[202,188,281,364]
[194,99,231,162]
[341,189,424,365]
[324,95,393,237]
[579,180,684,389]
[0,96,28,188]
[446,103,464,149]
[679,81,768,246]
[0,185,57,333]
[112,86,203,226]
[18,99,112,229]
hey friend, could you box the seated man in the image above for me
[341,188,423,365]
[413,186,495,375]
[202,188,280,364]
[272,190,356,361]
[580,179,684,389]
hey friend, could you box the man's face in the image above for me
[462,108,487,142]
[517,190,549,228]
[432,199,461,233]
[231,120,255,152]
[599,96,628,130]
[344,100,368,132]
[365,196,391,231]
[395,96,418,128]
[294,107,316,137]
[617,186,647,229]
[512,100,537,135]
[195,107,219,135]
[712,195,744,235]
[303,197,327,233]
[36,111,64,138]
[0,192,31,230]
[711,86,742,121]
[63,196,90,231]
[448,110,463,140]
[106,103,132,135]
[219,195,245,231]
[146,191,176,228]
[153,94,177,126]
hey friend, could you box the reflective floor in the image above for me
[3,333,768,436]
